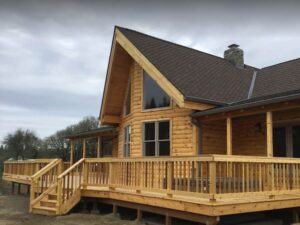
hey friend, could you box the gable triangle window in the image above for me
[143,71,170,110]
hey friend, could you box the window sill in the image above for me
[141,106,172,113]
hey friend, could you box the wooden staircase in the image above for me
[29,158,85,216]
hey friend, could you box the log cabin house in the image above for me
[3,26,300,225]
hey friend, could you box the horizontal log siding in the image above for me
[232,114,267,156]
[117,62,197,157]
[201,122,226,155]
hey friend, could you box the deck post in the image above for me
[11,182,15,194]
[165,213,172,225]
[70,139,74,165]
[266,111,273,157]
[83,138,86,158]
[226,117,232,155]
[209,161,217,202]
[57,178,63,215]
[113,204,118,216]
[108,162,114,189]
[97,136,101,158]
[136,208,143,222]
[17,183,21,194]
[167,161,174,197]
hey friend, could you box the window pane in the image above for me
[273,127,286,157]
[144,123,155,140]
[124,126,131,157]
[159,141,170,156]
[144,142,156,156]
[159,121,169,140]
[293,126,300,158]
[102,140,112,156]
[143,72,170,109]
[124,80,131,115]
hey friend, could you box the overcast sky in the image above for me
[0,0,300,142]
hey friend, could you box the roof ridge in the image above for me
[261,58,300,70]
[116,26,258,71]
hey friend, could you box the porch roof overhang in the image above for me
[191,90,300,120]
[64,126,117,140]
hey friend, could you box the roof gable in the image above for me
[100,27,215,124]
[118,27,255,104]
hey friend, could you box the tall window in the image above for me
[143,71,170,110]
[124,79,131,115]
[124,125,131,157]
[143,121,170,156]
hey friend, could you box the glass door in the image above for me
[273,127,287,157]
[292,126,300,158]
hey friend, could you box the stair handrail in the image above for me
[31,159,62,181]
[30,158,63,212]
[57,158,85,179]
[56,158,85,214]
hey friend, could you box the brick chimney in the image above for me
[224,44,244,69]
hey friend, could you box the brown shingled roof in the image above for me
[118,27,255,105]
[116,27,300,107]
[252,58,300,99]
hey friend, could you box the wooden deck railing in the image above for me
[85,155,300,200]
[56,158,84,214]
[30,159,63,211]
[4,155,300,202]
[3,159,54,178]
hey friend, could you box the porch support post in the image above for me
[97,136,101,158]
[226,117,232,155]
[83,138,86,158]
[266,111,273,157]
[70,139,74,165]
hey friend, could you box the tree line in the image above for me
[0,116,99,173]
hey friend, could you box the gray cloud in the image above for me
[0,0,300,141]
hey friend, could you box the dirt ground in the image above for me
[0,179,140,225]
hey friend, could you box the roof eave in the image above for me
[191,92,300,118]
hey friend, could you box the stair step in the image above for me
[48,193,58,200]
[40,200,57,208]
[32,206,57,216]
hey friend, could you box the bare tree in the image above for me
[3,129,40,160]
[43,116,99,161]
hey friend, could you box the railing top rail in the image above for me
[85,155,215,163]
[211,154,300,163]
[58,158,85,179]
[3,159,55,164]
[84,154,300,164]
[31,159,62,180]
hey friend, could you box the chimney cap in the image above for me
[228,44,239,48]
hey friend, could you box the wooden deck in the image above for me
[3,155,300,221]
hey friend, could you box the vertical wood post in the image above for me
[82,138,86,158]
[29,180,35,212]
[83,161,88,186]
[70,139,74,165]
[165,214,172,225]
[137,208,143,222]
[57,178,62,214]
[226,117,232,155]
[209,161,217,201]
[97,136,101,158]
[167,161,173,197]
[109,162,114,189]
[266,111,273,157]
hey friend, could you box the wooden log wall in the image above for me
[117,61,198,157]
